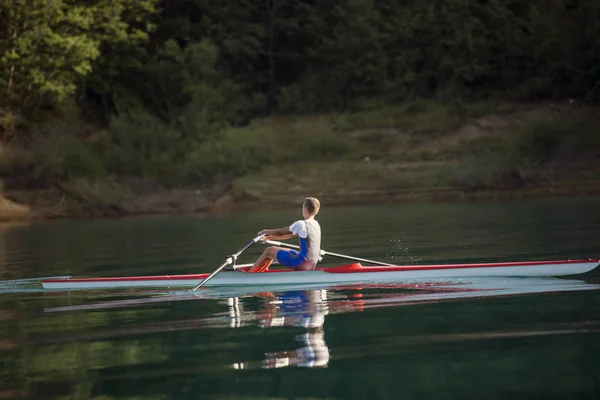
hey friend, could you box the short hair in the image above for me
[303,197,320,216]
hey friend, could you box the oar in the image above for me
[264,240,393,266]
[192,234,265,291]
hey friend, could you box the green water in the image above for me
[1,198,600,399]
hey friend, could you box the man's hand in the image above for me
[257,230,270,242]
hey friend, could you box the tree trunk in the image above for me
[6,64,15,95]
[6,26,18,96]
[266,0,280,113]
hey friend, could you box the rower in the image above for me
[249,197,322,272]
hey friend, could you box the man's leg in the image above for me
[249,246,281,272]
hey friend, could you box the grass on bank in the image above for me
[228,102,600,201]
[452,113,600,191]
[1,100,599,212]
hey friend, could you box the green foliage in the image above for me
[182,115,359,183]
[182,130,267,182]
[0,121,105,187]
[501,116,600,178]
[276,79,320,114]
[34,124,106,181]
[275,0,600,110]
[3,0,599,118]
[61,178,132,210]
[0,0,157,114]
[140,39,249,133]
[0,107,21,144]
[100,110,183,180]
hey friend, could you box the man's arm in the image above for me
[258,226,296,241]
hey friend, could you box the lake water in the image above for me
[1,198,599,399]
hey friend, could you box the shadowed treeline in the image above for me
[3,0,600,116]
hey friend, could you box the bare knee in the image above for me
[265,246,279,258]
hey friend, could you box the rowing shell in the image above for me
[41,259,599,290]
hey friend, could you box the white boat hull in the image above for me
[41,260,599,290]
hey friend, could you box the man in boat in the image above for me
[249,197,321,272]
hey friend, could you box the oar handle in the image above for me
[192,234,265,291]
[264,240,303,251]
[239,234,267,254]
[225,234,266,264]
[264,240,393,266]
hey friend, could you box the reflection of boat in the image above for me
[41,259,599,290]
[39,277,599,364]
[43,276,600,314]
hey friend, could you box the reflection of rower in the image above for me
[259,289,328,329]
[264,326,329,368]
[261,289,330,368]
[227,297,242,328]
[232,289,330,369]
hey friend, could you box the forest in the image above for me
[1,0,599,216]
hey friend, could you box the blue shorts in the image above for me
[277,249,311,270]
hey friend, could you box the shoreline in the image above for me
[3,180,600,223]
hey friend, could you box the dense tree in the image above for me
[0,0,157,115]
[1,0,599,149]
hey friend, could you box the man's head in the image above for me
[303,197,320,218]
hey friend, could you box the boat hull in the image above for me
[41,260,599,290]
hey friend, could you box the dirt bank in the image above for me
[3,186,214,220]
[0,195,30,222]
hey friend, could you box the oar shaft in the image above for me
[264,240,393,266]
[321,250,394,266]
[192,235,264,291]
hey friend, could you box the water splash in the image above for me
[386,235,422,264]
